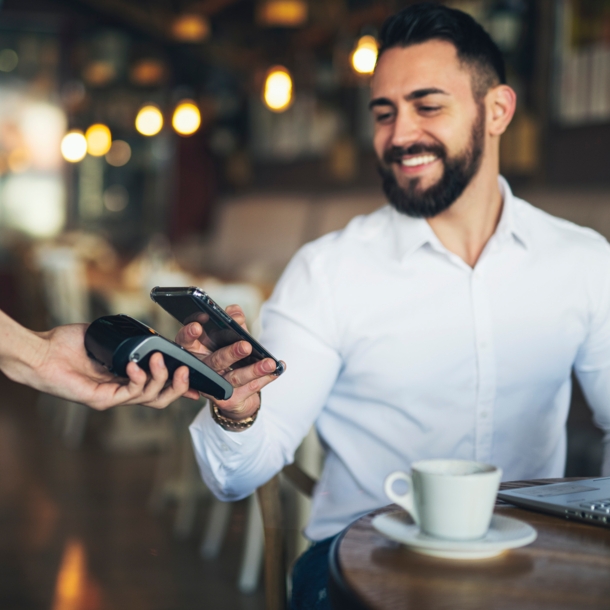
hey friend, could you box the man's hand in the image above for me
[174,304,284,421]
[0,316,196,410]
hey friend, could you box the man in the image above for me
[182,3,610,608]
[0,309,192,409]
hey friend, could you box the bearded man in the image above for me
[182,3,610,608]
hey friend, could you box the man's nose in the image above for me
[390,110,422,149]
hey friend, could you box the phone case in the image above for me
[150,286,285,375]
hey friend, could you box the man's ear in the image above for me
[486,85,517,136]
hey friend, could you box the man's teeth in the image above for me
[401,154,437,167]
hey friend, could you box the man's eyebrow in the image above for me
[405,87,449,100]
[369,88,450,110]
[368,97,394,110]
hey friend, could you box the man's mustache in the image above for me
[383,143,446,165]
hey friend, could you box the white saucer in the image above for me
[372,512,537,560]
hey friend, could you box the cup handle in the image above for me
[384,471,419,526]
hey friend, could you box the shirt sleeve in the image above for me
[189,241,343,501]
[573,244,610,472]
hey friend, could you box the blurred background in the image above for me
[0,0,607,608]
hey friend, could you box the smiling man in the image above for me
[185,4,610,609]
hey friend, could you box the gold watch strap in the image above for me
[210,393,261,432]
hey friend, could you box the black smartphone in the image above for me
[150,286,285,375]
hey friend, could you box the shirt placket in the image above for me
[470,267,496,463]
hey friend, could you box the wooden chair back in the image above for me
[256,464,317,610]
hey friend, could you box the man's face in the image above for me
[371,40,486,218]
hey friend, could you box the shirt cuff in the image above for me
[191,401,265,451]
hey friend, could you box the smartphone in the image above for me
[150,286,285,375]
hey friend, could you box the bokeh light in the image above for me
[258,0,307,27]
[263,66,293,112]
[172,101,201,136]
[7,147,31,173]
[0,49,18,72]
[61,130,87,163]
[135,105,163,136]
[171,14,210,42]
[351,35,378,75]
[105,140,131,167]
[85,123,112,156]
[103,185,129,212]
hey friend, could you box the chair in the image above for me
[257,463,317,610]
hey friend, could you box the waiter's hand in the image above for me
[28,324,194,409]
[174,304,283,421]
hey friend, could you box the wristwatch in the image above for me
[210,393,261,432]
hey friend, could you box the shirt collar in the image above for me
[389,175,529,262]
[496,175,530,249]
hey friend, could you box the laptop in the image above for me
[497,477,610,528]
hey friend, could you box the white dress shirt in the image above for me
[190,177,610,541]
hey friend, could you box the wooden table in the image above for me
[328,479,610,610]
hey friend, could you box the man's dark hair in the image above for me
[378,2,505,98]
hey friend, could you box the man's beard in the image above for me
[378,104,485,219]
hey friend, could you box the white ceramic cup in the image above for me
[384,459,502,541]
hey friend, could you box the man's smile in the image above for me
[396,153,441,175]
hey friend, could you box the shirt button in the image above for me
[480,411,488,419]
[221,443,230,452]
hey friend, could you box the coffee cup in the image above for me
[384,459,502,541]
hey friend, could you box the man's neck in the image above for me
[426,166,503,268]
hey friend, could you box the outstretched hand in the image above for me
[174,304,284,421]
[28,323,197,410]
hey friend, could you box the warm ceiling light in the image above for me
[135,105,163,136]
[172,101,201,136]
[263,66,293,112]
[85,123,112,156]
[171,14,210,42]
[105,140,131,166]
[82,60,116,86]
[61,130,87,163]
[130,59,166,86]
[258,0,307,27]
[351,35,378,75]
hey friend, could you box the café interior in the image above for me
[0,0,609,608]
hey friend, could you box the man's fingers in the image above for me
[207,375,271,420]
[225,305,248,330]
[175,322,203,349]
[224,358,277,388]
[204,340,252,372]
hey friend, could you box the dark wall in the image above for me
[546,123,610,186]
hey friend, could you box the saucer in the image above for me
[372,512,537,560]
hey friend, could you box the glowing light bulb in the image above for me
[61,130,87,163]
[135,105,163,136]
[351,35,378,75]
[263,67,293,112]
[172,101,201,135]
[85,123,112,156]
[171,14,210,42]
